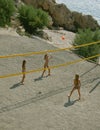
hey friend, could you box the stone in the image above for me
[21,0,100,32]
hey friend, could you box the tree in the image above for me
[18,5,49,34]
[0,0,15,27]
[74,28,100,61]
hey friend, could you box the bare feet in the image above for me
[68,95,70,102]
[20,82,24,85]
[78,97,81,101]
[48,73,51,76]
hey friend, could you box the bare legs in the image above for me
[69,87,75,97]
[68,87,81,101]
[41,67,50,77]
[21,74,25,85]
[48,67,50,76]
[77,88,81,100]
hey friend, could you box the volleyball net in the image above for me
[0,40,100,78]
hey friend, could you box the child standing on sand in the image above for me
[41,53,52,77]
[20,60,26,85]
[68,74,81,101]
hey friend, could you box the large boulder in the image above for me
[72,11,100,31]
[21,0,100,32]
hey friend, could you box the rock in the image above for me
[38,91,42,94]
[14,0,24,7]
[21,0,100,32]
[5,25,9,30]
[35,30,52,41]
[72,11,100,31]
[22,0,56,9]
[49,3,75,31]
[17,26,25,35]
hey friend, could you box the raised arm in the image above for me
[49,55,52,60]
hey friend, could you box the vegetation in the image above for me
[0,0,15,27]
[74,28,100,61]
[18,5,49,34]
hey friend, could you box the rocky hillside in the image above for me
[19,0,100,32]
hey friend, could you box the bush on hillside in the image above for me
[74,28,100,61]
[18,5,49,34]
[0,0,15,27]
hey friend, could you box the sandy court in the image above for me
[0,28,100,130]
[43,29,75,49]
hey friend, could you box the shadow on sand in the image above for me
[64,99,79,107]
[34,76,43,82]
[10,82,22,89]
[80,64,98,77]
[34,75,49,82]
[89,81,100,93]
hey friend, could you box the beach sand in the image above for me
[0,28,100,130]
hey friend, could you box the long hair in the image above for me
[44,54,47,60]
[22,60,26,68]
[75,74,79,85]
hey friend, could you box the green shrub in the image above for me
[0,0,15,27]
[18,5,49,34]
[74,28,100,61]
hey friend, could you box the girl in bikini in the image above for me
[41,53,52,77]
[68,74,81,101]
[21,60,26,85]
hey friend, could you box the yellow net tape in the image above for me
[0,54,99,78]
[0,41,100,58]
